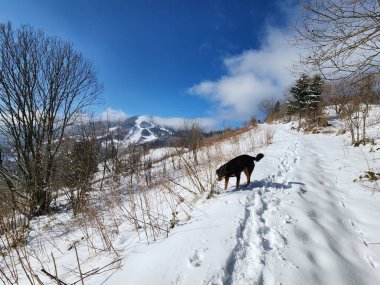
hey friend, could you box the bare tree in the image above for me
[323,80,350,115]
[349,73,378,144]
[295,0,380,79]
[57,121,100,215]
[176,121,204,165]
[125,143,144,185]
[325,73,378,145]
[259,98,277,115]
[0,22,102,216]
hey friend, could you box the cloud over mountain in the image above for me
[100,108,129,121]
[189,27,301,120]
[150,116,216,130]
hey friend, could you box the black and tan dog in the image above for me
[216,153,264,189]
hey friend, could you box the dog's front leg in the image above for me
[236,173,240,189]
[224,177,229,189]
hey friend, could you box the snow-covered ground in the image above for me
[104,123,380,285]
[1,113,380,285]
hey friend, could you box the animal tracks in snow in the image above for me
[211,138,302,284]
[210,134,300,283]
[189,248,208,267]
[219,187,293,284]
[276,140,300,183]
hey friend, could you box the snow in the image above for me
[2,110,380,285]
[103,124,380,285]
[147,147,178,161]
[126,116,158,143]
[102,115,174,146]
[123,115,175,144]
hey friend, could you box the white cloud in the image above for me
[189,26,302,120]
[149,116,216,130]
[100,107,129,121]
[97,109,216,130]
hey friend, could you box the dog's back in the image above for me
[221,154,254,174]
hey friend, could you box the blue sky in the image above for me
[0,0,300,129]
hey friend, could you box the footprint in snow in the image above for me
[367,255,376,269]
[189,249,207,267]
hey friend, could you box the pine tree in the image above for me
[273,101,281,115]
[289,74,311,125]
[307,75,322,120]
[288,74,323,126]
[265,100,281,122]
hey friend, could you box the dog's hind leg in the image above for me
[244,167,251,186]
[248,164,256,186]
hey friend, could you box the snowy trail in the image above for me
[275,128,380,285]
[104,125,380,285]
[216,130,301,285]
[221,126,380,285]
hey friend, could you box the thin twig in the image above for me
[41,268,69,285]
[73,244,84,285]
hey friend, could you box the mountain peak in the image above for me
[109,115,177,146]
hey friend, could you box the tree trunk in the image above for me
[362,104,369,145]
[32,188,51,216]
[356,124,360,144]
[192,149,198,165]
[349,125,355,145]
[298,113,302,128]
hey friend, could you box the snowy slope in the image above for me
[104,124,380,285]
[126,116,160,143]
[2,117,380,285]
[106,115,176,145]
[125,115,175,144]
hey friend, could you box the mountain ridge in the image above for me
[107,115,179,146]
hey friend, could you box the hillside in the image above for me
[88,115,179,147]
[120,115,177,145]
[106,123,380,285]
[1,109,380,285]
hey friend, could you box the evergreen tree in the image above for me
[263,100,282,122]
[267,100,281,121]
[288,74,323,126]
[273,101,281,114]
[308,74,322,113]
[288,74,311,124]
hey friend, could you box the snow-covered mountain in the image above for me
[107,115,179,146]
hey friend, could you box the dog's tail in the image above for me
[254,153,264,162]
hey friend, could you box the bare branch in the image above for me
[0,22,102,216]
[294,0,380,79]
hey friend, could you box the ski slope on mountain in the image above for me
[125,115,174,144]
[104,123,380,285]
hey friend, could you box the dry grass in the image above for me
[201,123,257,148]
[0,121,275,284]
[263,125,276,146]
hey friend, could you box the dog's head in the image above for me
[216,165,225,181]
